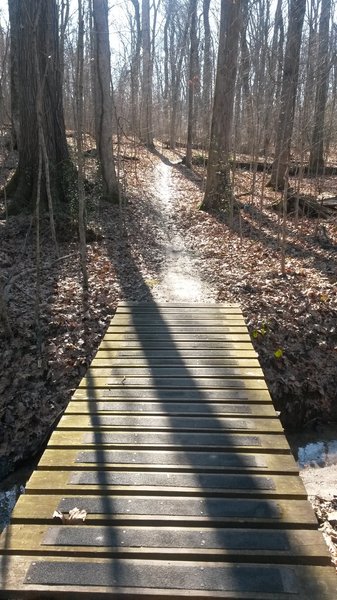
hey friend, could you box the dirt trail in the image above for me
[149,161,216,302]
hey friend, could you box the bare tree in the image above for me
[309,0,332,174]
[201,0,212,145]
[76,0,88,289]
[200,0,241,211]
[140,0,154,147]
[130,0,141,136]
[268,0,306,190]
[186,0,199,168]
[6,0,72,215]
[92,0,119,202]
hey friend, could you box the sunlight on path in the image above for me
[151,162,216,303]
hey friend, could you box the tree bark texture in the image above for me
[6,0,71,214]
[201,0,241,211]
[130,0,141,137]
[140,0,154,148]
[186,0,199,168]
[201,0,212,146]
[309,0,331,174]
[92,0,119,202]
[269,0,306,190]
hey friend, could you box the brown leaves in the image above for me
[53,507,87,524]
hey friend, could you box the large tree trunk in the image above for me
[309,0,331,174]
[6,0,72,215]
[268,0,306,190]
[92,0,119,202]
[200,0,241,211]
[140,0,154,148]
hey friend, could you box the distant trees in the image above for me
[1,0,337,217]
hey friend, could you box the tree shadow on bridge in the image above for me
[71,238,309,595]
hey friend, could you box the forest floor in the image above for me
[0,140,337,563]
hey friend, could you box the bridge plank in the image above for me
[85,366,265,378]
[10,495,318,527]
[72,388,273,401]
[37,449,297,473]
[56,415,283,433]
[46,429,290,451]
[25,470,307,498]
[1,524,330,564]
[91,357,261,367]
[63,401,277,416]
[1,556,336,599]
[78,376,269,389]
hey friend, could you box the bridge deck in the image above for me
[1,302,336,598]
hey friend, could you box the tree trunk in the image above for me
[140,0,154,148]
[92,0,119,202]
[8,0,19,148]
[130,0,141,137]
[240,4,254,153]
[76,0,88,289]
[169,5,189,149]
[186,0,198,169]
[202,0,212,146]
[6,0,72,216]
[262,0,284,155]
[268,0,306,190]
[200,0,241,211]
[309,0,331,174]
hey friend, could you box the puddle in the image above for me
[0,485,24,532]
[288,425,337,469]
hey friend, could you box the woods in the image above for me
[0,0,337,495]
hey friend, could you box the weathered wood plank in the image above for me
[107,326,249,334]
[10,494,318,527]
[94,350,258,358]
[72,388,273,401]
[117,302,241,308]
[63,401,277,416]
[46,430,290,452]
[85,367,265,379]
[37,449,296,474]
[56,414,283,433]
[24,470,307,498]
[1,556,336,599]
[78,376,269,389]
[103,333,252,341]
[0,524,330,564]
[99,341,256,350]
[111,318,247,326]
[91,357,261,367]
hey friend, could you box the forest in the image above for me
[0,0,336,491]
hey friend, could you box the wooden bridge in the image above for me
[1,302,336,598]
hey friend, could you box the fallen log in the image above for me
[272,194,332,218]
